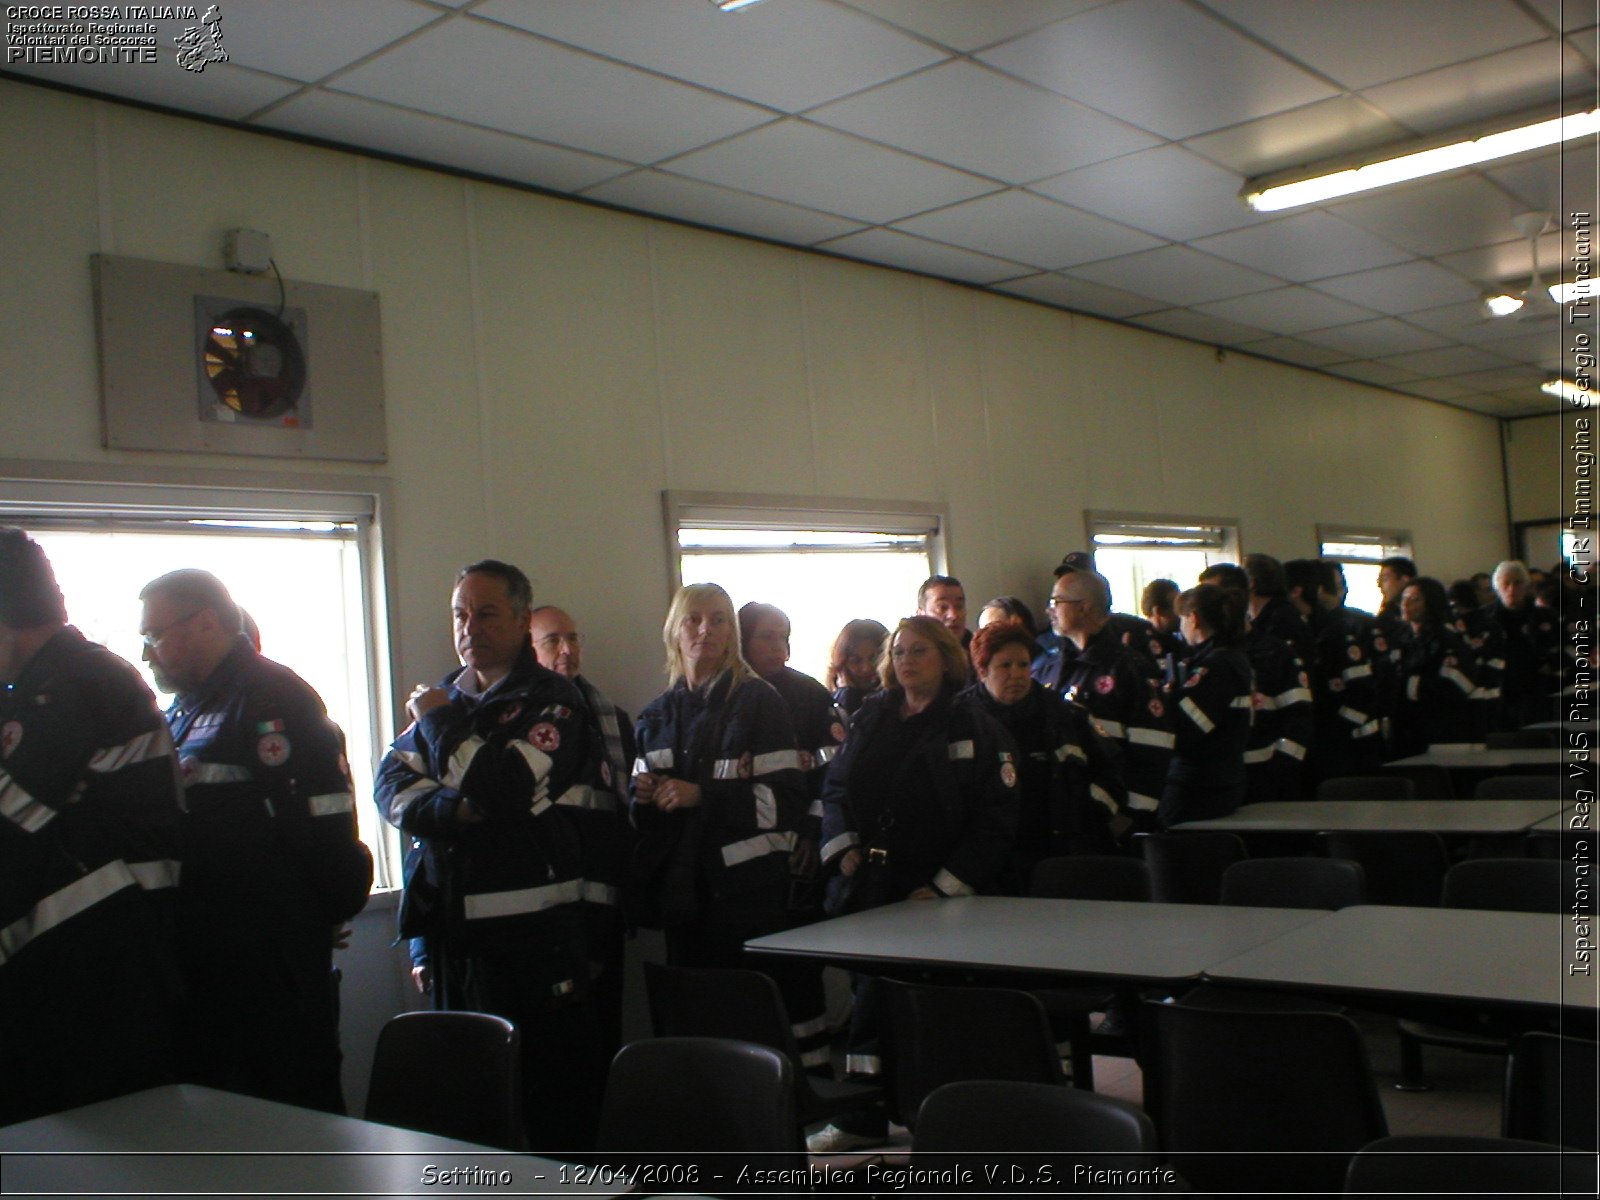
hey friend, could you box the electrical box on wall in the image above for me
[93,254,387,462]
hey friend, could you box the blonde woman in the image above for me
[631,583,805,968]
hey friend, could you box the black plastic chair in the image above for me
[914,1080,1158,1182]
[596,1036,805,1170]
[642,961,882,1132]
[1140,830,1247,905]
[1345,1134,1594,1195]
[1474,774,1559,799]
[1504,1032,1599,1150]
[883,982,1062,1132]
[1317,831,1447,908]
[1143,1002,1387,1195]
[1220,856,1366,910]
[1318,774,1416,801]
[365,1011,527,1150]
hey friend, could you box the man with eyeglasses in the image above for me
[138,568,372,1113]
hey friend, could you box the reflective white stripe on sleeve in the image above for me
[1253,693,1277,711]
[1274,686,1312,708]
[712,758,740,780]
[87,729,170,773]
[1128,726,1176,750]
[807,798,823,818]
[947,739,975,761]
[386,780,433,823]
[1337,706,1370,727]
[846,1053,881,1076]
[932,867,974,897]
[1180,697,1215,733]
[1096,719,1127,739]
[395,749,428,774]
[0,771,55,833]
[308,791,355,817]
[1056,742,1087,763]
[555,783,616,812]
[1126,790,1160,812]
[1352,719,1381,739]
[822,832,858,861]
[754,783,776,830]
[1343,663,1373,681]
[463,877,585,920]
[508,742,554,816]
[813,744,840,765]
[443,735,486,789]
[1486,657,1506,671]
[1089,783,1118,813]
[1230,695,1253,708]
[792,1014,828,1040]
[1442,666,1474,695]
[1243,745,1275,765]
[185,762,252,784]
[799,1045,831,1069]
[643,749,675,770]
[128,859,180,890]
[1473,686,1502,701]
[721,830,797,867]
[1406,676,1421,701]
[0,859,139,966]
[752,749,801,776]
[580,880,621,908]
[1276,737,1308,761]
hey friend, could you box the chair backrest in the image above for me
[1473,774,1557,799]
[597,1037,804,1166]
[1028,854,1150,901]
[885,982,1062,1131]
[1442,858,1561,912]
[1317,831,1446,908]
[1504,1032,1599,1150]
[644,961,795,1055]
[1346,1134,1593,1194]
[365,1010,527,1150]
[1140,831,1247,905]
[1144,1002,1386,1195]
[1485,730,1557,749]
[1220,856,1365,910]
[914,1080,1157,1180]
[1317,775,1415,801]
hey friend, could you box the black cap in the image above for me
[1053,551,1093,578]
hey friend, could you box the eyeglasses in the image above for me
[535,632,584,651]
[1046,597,1088,609]
[141,610,200,648]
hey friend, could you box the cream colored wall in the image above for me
[3,79,1514,715]
[1506,414,1563,524]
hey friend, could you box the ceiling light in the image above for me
[1543,378,1592,405]
[1242,107,1600,212]
[710,0,766,10]
[1551,282,1593,305]
[1482,292,1525,317]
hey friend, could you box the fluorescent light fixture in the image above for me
[711,0,766,9]
[1483,292,1525,317]
[1243,107,1600,212]
[1543,378,1593,405]
[1551,282,1593,305]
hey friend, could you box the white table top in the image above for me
[1386,746,1567,769]
[745,896,1324,987]
[1203,905,1596,1013]
[0,1085,615,1197]
[1173,799,1568,835]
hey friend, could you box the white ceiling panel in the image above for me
[1070,244,1282,306]
[1403,300,1526,339]
[1435,230,1571,285]
[1488,149,1600,214]
[839,0,1102,53]
[662,119,997,224]
[1309,261,1483,315]
[807,61,1159,184]
[893,189,1162,269]
[582,169,866,245]
[1399,377,1482,400]
[1194,286,1378,335]
[976,0,1336,140]
[1201,0,1546,90]
[476,0,946,113]
[331,18,772,162]
[1360,42,1592,134]
[264,91,632,191]
[817,228,1032,284]
[1300,318,1453,357]
[1236,336,1355,367]
[1438,365,1551,392]
[4,60,298,121]
[1131,308,1273,346]
[1325,360,1426,387]
[994,273,1166,318]
[1183,95,1408,178]
[223,0,441,83]
[1192,212,1410,282]
[1328,174,1534,257]
[1030,144,1262,240]
[1479,327,1572,368]
[1375,346,1516,377]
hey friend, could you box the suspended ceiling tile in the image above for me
[1235,336,1355,367]
[1374,345,1516,377]
[893,189,1162,270]
[1191,212,1410,282]
[816,227,1032,284]
[1194,286,1378,335]
[475,0,947,112]
[1477,327,1572,368]
[657,119,997,224]
[1131,308,1272,346]
[1324,360,1426,386]
[582,169,866,245]
[808,61,1159,184]
[1404,300,1527,338]
[1328,174,1532,257]
[224,0,440,82]
[976,0,1336,140]
[1488,150,1600,215]
[1310,261,1483,315]
[1300,318,1453,357]
[1524,0,1599,34]
[1399,376,1482,400]
[1436,230,1570,284]
[331,18,772,162]
[1360,42,1593,134]
[1029,144,1261,240]
[1183,95,1408,178]
[840,0,1103,53]
[1436,364,1551,391]
[1202,0,1547,89]
[994,273,1167,319]
[1070,244,1282,305]
[3,59,298,121]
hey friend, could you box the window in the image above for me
[665,492,945,683]
[2,471,397,886]
[1087,513,1241,616]
[1317,526,1413,615]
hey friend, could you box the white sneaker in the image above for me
[806,1123,882,1154]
